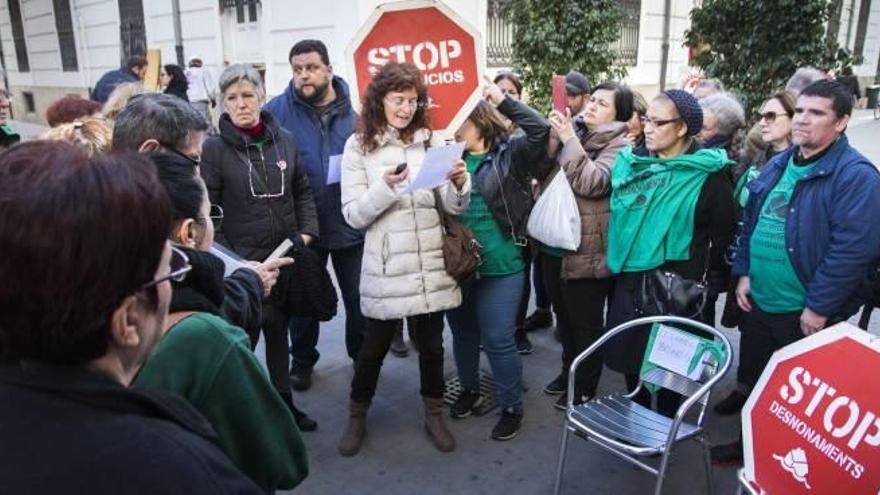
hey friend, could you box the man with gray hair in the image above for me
[111,93,208,164]
[785,66,829,96]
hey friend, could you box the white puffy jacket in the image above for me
[341,128,471,320]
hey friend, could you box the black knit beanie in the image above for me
[661,89,703,137]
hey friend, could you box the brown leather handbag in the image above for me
[432,188,482,283]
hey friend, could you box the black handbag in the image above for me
[271,235,338,321]
[635,269,708,319]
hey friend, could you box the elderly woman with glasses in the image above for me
[201,63,319,431]
[135,152,308,493]
[603,89,736,417]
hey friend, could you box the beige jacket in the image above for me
[557,121,629,280]
[341,128,472,320]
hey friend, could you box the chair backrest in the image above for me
[574,315,732,426]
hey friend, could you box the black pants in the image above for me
[542,254,611,398]
[248,301,292,398]
[738,306,803,390]
[351,312,445,403]
[515,250,552,327]
[289,243,365,372]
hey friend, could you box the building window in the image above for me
[228,0,259,24]
[852,0,871,59]
[486,0,514,67]
[53,0,79,71]
[485,0,641,68]
[7,0,29,72]
[615,0,640,66]
[22,91,35,113]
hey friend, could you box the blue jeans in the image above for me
[448,271,525,410]
[289,243,365,372]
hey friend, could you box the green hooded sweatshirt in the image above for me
[607,146,730,273]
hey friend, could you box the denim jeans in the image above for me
[289,243,365,373]
[350,312,445,403]
[448,271,525,410]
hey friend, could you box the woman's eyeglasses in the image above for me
[640,116,682,128]
[141,246,192,290]
[384,96,427,109]
[758,111,789,123]
[209,204,224,230]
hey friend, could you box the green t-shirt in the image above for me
[134,312,308,492]
[749,157,815,313]
[458,153,525,276]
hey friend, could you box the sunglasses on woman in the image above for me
[758,111,790,123]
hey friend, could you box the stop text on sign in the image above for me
[780,366,880,451]
[366,41,465,86]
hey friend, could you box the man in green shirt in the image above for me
[712,79,880,465]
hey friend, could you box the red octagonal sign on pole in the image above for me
[346,0,484,136]
[742,323,880,494]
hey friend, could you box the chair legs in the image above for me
[654,447,673,495]
[700,434,714,495]
[553,424,572,495]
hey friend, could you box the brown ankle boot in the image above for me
[423,397,455,452]
[338,399,370,457]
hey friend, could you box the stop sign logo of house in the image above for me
[742,323,880,494]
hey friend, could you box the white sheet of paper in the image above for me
[402,142,465,193]
[210,243,251,278]
[326,154,343,185]
[647,325,706,379]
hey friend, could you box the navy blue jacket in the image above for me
[733,135,880,318]
[265,76,362,249]
[91,67,139,103]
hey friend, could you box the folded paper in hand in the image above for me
[403,142,464,193]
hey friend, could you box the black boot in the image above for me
[281,392,318,432]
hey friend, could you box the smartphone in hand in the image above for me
[552,75,567,114]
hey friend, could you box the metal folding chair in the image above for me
[553,315,732,495]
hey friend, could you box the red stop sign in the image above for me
[346,0,484,136]
[742,323,880,494]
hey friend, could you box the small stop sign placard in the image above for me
[346,0,484,136]
[742,323,880,494]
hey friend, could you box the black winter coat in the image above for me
[170,247,263,338]
[202,111,319,261]
[469,96,551,243]
[0,364,261,494]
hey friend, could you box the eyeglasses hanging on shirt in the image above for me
[237,126,288,199]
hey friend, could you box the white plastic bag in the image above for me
[527,170,581,251]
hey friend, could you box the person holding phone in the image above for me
[200,63,319,431]
[541,82,633,410]
[446,79,550,441]
[338,62,469,457]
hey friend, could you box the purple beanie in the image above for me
[661,89,704,136]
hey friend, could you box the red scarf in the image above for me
[236,120,265,140]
